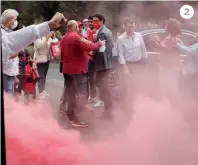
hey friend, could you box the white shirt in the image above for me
[82,29,88,38]
[1,25,19,76]
[2,22,50,60]
[117,32,147,64]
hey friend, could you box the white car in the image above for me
[109,28,197,100]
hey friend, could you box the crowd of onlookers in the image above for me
[2,8,198,128]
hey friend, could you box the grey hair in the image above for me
[0,9,19,24]
[67,20,78,30]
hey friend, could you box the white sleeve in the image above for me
[33,41,37,61]
[117,38,126,65]
[2,22,50,59]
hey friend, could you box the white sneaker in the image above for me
[93,100,104,108]
[88,97,98,103]
[43,90,49,96]
[38,92,46,99]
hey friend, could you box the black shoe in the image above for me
[69,119,88,128]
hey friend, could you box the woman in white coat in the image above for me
[33,32,55,99]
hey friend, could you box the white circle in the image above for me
[180,5,194,19]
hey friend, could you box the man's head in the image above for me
[67,20,79,33]
[82,19,89,30]
[77,21,83,33]
[123,17,135,35]
[1,9,19,30]
[92,14,105,30]
[88,16,93,29]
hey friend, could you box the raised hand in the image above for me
[48,12,67,29]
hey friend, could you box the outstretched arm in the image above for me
[176,43,198,56]
[2,22,50,59]
[76,35,103,52]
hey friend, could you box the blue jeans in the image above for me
[3,74,15,94]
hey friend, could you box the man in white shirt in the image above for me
[1,12,67,164]
[1,12,67,94]
[117,18,147,74]
[117,18,147,116]
[1,9,20,94]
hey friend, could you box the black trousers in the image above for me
[37,61,49,94]
[88,60,97,98]
[95,70,112,111]
[63,73,88,121]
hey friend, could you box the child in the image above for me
[14,49,30,101]
[23,55,39,105]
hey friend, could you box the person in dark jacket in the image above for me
[92,14,114,119]
[60,20,104,128]
[87,16,102,105]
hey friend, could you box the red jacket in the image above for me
[60,31,102,74]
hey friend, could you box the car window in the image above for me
[142,32,196,52]
[180,33,196,46]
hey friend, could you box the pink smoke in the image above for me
[4,77,198,165]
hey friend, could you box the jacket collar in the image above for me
[96,25,105,36]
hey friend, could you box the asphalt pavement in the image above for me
[45,63,130,140]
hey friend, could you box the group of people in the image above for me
[1,9,60,103]
[59,15,113,127]
[2,9,198,128]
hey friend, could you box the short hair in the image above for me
[88,16,93,20]
[124,17,134,26]
[67,20,78,30]
[83,19,88,23]
[0,9,19,24]
[93,14,105,24]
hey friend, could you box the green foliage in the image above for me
[1,1,195,34]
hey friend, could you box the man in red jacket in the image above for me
[60,20,104,128]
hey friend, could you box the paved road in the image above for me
[46,63,64,107]
[45,63,130,140]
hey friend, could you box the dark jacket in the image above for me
[93,26,114,71]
